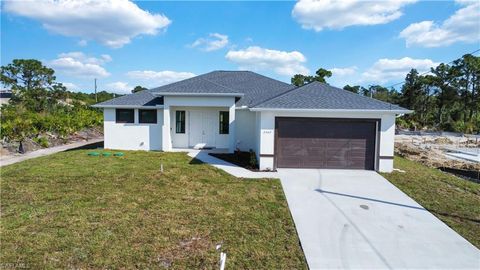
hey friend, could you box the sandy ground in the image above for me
[395,134,480,171]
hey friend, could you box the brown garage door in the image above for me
[275,118,377,170]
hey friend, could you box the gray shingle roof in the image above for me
[93,90,163,107]
[94,71,294,108]
[199,71,294,107]
[148,71,294,107]
[149,73,243,95]
[253,81,407,111]
[93,71,408,112]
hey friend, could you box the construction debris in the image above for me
[395,134,480,172]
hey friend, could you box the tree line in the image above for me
[292,54,480,133]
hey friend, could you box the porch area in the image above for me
[160,95,237,152]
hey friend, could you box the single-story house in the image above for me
[0,89,12,105]
[93,71,411,172]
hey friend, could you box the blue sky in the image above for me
[2,0,479,94]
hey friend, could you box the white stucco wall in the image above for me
[254,112,261,161]
[170,107,189,148]
[255,110,397,172]
[103,108,163,151]
[162,96,236,151]
[235,109,257,151]
[379,114,396,172]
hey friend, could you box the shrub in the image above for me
[33,137,49,148]
[0,103,102,142]
[395,117,408,129]
[249,149,258,168]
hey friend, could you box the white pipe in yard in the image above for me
[219,252,226,270]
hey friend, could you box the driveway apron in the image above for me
[279,169,480,270]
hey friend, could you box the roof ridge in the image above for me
[204,71,294,105]
[244,70,292,87]
[199,77,241,93]
[148,71,218,93]
[209,70,292,88]
[251,84,299,107]
[213,70,249,72]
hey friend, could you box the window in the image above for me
[176,111,185,133]
[219,111,229,134]
[139,109,157,124]
[116,109,134,123]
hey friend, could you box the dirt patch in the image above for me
[395,134,480,172]
[155,236,215,268]
[1,127,103,157]
[434,137,453,144]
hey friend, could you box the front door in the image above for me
[189,110,216,148]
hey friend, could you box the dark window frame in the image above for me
[176,111,186,134]
[139,109,157,124]
[116,109,134,123]
[219,111,229,134]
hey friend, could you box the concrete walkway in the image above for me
[0,138,103,167]
[279,169,480,270]
[183,149,279,179]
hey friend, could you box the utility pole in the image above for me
[94,78,98,102]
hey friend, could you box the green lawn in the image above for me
[1,150,306,269]
[382,156,480,249]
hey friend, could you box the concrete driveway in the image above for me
[279,169,480,270]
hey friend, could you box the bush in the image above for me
[395,117,409,129]
[440,121,456,132]
[33,137,49,148]
[249,149,258,168]
[0,103,102,142]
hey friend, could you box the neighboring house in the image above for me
[0,90,12,105]
[93,71,411,172]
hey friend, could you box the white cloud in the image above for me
[58,52,112,65]
[50,52,111,78]
[225,46,309,77]
[330,66,358,77]
[190,33,229,51]
[328,66,358,86]
[292,0,415,31]
[61,82,79,91]
[4,0,171,48]
[127,70,196,87]
[105,81,131,94]
[399,1,480,47]
[362,57,439,83]
[78,40,88,47]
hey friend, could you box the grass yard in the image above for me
[382,156,480,249]
[1,150,306,269]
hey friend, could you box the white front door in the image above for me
[189,110,217,148]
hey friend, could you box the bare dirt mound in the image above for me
[395,134,480,172]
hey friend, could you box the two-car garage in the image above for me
[275,118,379,170]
